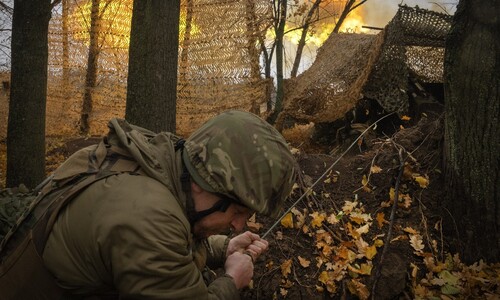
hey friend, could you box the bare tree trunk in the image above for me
[7,0,51,188]
[268,0,286,124]
[290,0,321,78]
[245,0,261,79]
[80,0,100,135]
[443,0,500,263]
[126,0,180,133]
[259,32,274,112]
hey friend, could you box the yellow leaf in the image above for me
[361,174,370,188]
[318,271,337,294]
[280,212,294,228]
[291,207,306,227]
[370,165,382,174]
[266,260,274,270]
[280,288,288,297]
[290,147,300,155]
[401,115,411,121]
[246,213,263,232]
[281,279,293,288]
[402,194,412,208]
[310,211,326,228]
[350,212,372,224]
[342,201,358,213]
[376,212,386,228]
[348,263,373,275]
[403,227,419,235]
[410,263,419,279]
[410,234,425,254]
[365,245,377,260]
[298,256,311,268]
[414,175,429,188]
[347,279,370,300]
[389,187,395,201]
[281,259,292,277]
[327,213,339,224]
[373,239,384,247]
[356,223,371,236]
[318,271,330,284]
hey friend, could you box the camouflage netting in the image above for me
[278,5,452,126]
[0,0,271,139]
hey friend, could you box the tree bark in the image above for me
[126,0,180,133]
[245,0,261,79]
[443,0,499,263]
[268,0,286,124]
[7,0,52,188]
[80,0,100,135]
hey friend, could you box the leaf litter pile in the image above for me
[241,113,500,300]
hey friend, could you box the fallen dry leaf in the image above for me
[410,234,425,254]
[298,256,311,268]
[347,279,370,300]
[414,175,429,188]
[281,259,293,277]
[404,227,419,235]
[280,212,294,229]
[310,211,326,228]
[370,165,382,174]
[365,245,377,260]
[291,207,306,227]
[342,201,358,213]
[376,212,387,228]
[246,213,263,232]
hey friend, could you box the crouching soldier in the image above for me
[0,110,296,299]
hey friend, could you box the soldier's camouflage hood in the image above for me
[183,110,296,217]
[104,119,186,210]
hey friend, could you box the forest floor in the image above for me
[0,109,499,299]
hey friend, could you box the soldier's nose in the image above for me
[231,216,247,233]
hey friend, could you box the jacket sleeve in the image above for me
[96,176,239,300]
[205,235,229,269]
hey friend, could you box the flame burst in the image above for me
[339,9,369,33]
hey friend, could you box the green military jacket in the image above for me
[42,119,239,299]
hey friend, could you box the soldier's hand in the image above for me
[224,251,253,289]
[227,231,269,261]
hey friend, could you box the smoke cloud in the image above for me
[362,0,457,28]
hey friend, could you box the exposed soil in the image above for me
[240,112,447,299]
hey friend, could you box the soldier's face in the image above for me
[191,182,252,238]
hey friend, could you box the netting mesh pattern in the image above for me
[277,33,383,125]
[280,5,452,124]
[0,0,271,139]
